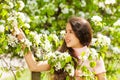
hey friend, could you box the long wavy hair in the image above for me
[59,17,92,57]
[54,16,92,80]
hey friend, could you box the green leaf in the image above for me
[0,48,3,54]
[81,52,85,57]
[66,76,70,80]
[25,29,30,35]
[1,9,8,18]
[24,47,29,55]
[90,61,96,68]
[65,56,72,63]
[88,55,93,60]
[50,68,54,74]
[81,66,88,72]
[15,44,21,53]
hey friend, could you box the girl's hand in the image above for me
[13,27,26,42]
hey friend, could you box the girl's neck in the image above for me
[72,46,87,57]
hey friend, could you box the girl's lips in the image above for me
[65,39,71,43]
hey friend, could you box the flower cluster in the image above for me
[45,51,75,77]
[92,33,111,47]
[7,34,18,47]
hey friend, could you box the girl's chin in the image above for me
[66,44,72,47]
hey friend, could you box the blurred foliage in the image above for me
[0,0,120,80]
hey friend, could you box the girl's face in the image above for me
[64,23,83,48]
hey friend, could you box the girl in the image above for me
[16,16,107,80]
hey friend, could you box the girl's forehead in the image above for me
[66,23,72,30]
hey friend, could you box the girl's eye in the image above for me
[65,30,67,33]
[69,30,73,33]
[65,30,73,34]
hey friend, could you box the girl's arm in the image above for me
[15,28,50,72]
[96,73,107,80]
[24,50,50,72]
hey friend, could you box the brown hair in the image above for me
[59,16,92,54]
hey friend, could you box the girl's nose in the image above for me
[65,33,69,39]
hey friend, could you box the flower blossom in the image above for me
[62,8,69,14]
[24,39,32,48]
[55,62,62,71]
[65,64,75,77]
[0,25,5,33]
[8,2,14,8]
[97,33,111,46]
[98,2,105,9]
[43,0,49,2]
[112,46,120,54]
[113,19,120,26]
[18,1,25,11]
[105,0,116,4]
[7,34,18,47]
[91,16,102,22]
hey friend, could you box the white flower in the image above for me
[69,8,75,14]
[91,16,102,22]
[24,23,30,28]
[7,15,17,25]
[0,25,5,32]
[17,12,30,23]
[5,46,8,49]
[30,31,42,45]
[25,16,31,23]
[18,50,24,57]
[65,64,74,76]
[35,48,42,57]
[97,33,111,46]
[105,0,116,4]
[78,11,85,18]
[44,39,52,51]
[112,46,120,54]
[50,34,59,42]
[40,29,49,34]
[43,0,49,2]
[42,16,47,23]
[60,30,65,35]
[98,2,105,9]
[18,1,25,11]
[24,39,32,48]
[46,51,74,76]
[17,12,26,22]
[45,52,55,59]
[83,54,89,61]
[62,8,69,14]
[59,3,65,8]
[7,34,18,47]
[55,62,62,71]
[81,0,86,7]
[0,20,5,24]
[10,57,23,67]
[89,48,98,59]
[8,2,14,8]
[91,38,97,45]
[113,19,120,26]
[34,34,41,45]
[54,8,58,12]
[30,31,36,36]
[105,7,112,14]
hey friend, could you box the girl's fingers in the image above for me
[13,27,26,42]
[19,29,26,38]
